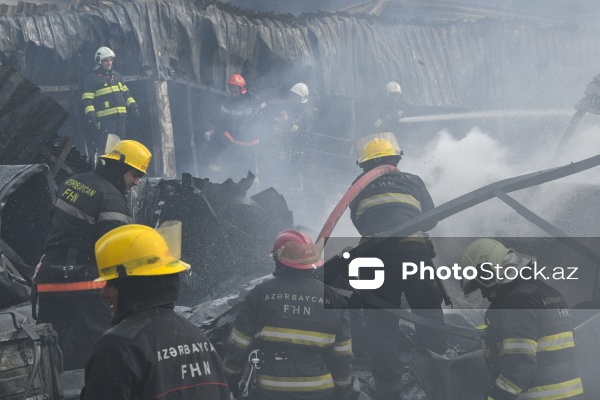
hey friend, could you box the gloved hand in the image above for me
[86,113,98,130]
[130,105,140,120]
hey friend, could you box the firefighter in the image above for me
[461,239,584,400]
[223,229,353,400]
[203,73,267,180]
[371,81,407,134]
[81,47,140,154]
[270,82,318,194]
[275,83,319,135]
[33,140,151,370]
[80,223,229,399]
[349,133,448,400]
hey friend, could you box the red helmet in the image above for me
[227,74,247,94]
[272,229,323,269]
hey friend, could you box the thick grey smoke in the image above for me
[312,117,600,241]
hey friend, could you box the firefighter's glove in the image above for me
[130,105,140,120]
[486,384,518,400]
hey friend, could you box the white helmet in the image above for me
[290,83,309,104]
[385,81,402,95]
[95,47,116,64]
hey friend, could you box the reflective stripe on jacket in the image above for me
[39,169,131,292]
[81,69,135,119]
[223,270,353,400]
[483,280,584,400]
[349,171,436,237]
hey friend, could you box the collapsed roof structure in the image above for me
[1,0,599,179]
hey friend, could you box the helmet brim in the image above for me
[95,259,190,282]
[278,257,324,270]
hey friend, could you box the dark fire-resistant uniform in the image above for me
[368,101,420,155]
[269,101,319,195]
[204,93,266,179]
[81,68,137,150]
[371,101,409,135]
[81,307,229,399]
[482,279,584,400]
[223,269,353,400]
[349,170,447,395]
[34,167,131,370]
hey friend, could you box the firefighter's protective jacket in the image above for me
[223,269,353,400]
[81,68,136,120]
[37,168,131,295]
[275,102,319,134]
[482,279,584,400]
[370,100,413,134]
[349,170,436,237]
[209,93,266,146]
[81,306,229,400]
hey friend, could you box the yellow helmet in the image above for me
[358,138,401,164]
[95,224,189,282]
[99,140,152,174]
[460,239,512,295]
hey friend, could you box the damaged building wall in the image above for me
[1,0,599,179]
[0,0,598,107]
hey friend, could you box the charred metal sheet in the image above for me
[130,173,293,307]
[0,164,56,273]
[0,66,68,165]
[0,318,62,400]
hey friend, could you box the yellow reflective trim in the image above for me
[84,105,95,115]
[81,92,94,100]
[96,107,127,117]
[475,324,488,330]
[98,211,132,224]
[209,163,222,172]
[502,338,537,356]
[523,378,584,399]
[356,193,422,217]
[95,85,121,96]
[333,339,352,355]
[258,326,335,347]
[333,376,352,387]
[537,332,575,352]
[56,198,95,224]
[258,373,334,391]
[496,374,522,395]
[229,327,252,349]
[223,361,244,375]
[126,97,136,106]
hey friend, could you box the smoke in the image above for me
[307,116,600,242]
[403,119,600,237]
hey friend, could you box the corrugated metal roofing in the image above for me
[0,0,598,108]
